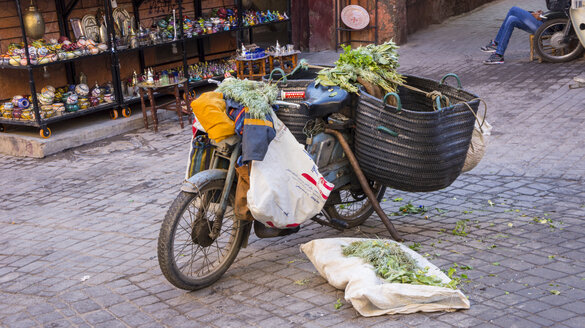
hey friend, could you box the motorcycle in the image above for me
[534,0,585,62]
[156,77,403,291]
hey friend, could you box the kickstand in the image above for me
[325,128,404,242]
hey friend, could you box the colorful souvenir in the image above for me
[75,84,89,97]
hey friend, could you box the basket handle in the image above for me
[269,68,287,84]
[383,92,402,112]
[377,126,399,137]
[434,94,451,111]
[439,73,462,89]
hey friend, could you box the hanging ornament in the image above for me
[23,0,45,40]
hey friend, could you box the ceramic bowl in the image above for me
[42,86,55,94]
[21,110,33,120]
[91,87,101,98]
[75,84,89,97]
[12,108,22,119]
[66,94,79,104]
[1,108,12,119]
[41,89,55,100]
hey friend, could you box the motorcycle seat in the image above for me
[301,82,351,118]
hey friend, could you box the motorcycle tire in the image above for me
[324,183,386,228]
[534,18,585,63]
[157,179,246,290]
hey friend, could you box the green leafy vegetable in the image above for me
[342,240,459,289]
[216,78,278,119]
[315,42,404,94]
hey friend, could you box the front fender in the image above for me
[181,169,228,193]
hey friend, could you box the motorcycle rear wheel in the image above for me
[535,18,584,63]
[157,179,246,290]
[324,183,386,228]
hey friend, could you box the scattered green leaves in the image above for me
[550,290,561,295]
[391,202,428,216]
[452,219,470,236]
[294,279,310,286]
[492,262,500,266]
[393,197,403,202]
[408,242,421,252]
[334,298,343,310]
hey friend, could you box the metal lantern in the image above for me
[23,0,45,40]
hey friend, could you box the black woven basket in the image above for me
[263,68,321,143]
[354,74,480,192]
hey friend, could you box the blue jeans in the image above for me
[494,6,543,55]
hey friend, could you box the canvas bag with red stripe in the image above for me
[247,114,335,229]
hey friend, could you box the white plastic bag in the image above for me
[301,238,470,317]
[247,115,334,229]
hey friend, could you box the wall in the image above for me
[406,0,495,35]
[0,0,234,100]
[292,0,495,51]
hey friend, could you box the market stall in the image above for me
[0,0,291,138]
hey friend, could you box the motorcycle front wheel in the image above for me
[324,182,386,228]
[534,18,584,63]
[157,179,246,290]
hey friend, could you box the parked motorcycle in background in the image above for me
[534,0,585,62]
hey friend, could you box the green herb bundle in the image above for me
[316,42,405,94]
[216,78,279,119]
[342,240,458,289]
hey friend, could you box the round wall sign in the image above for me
[341,5,370,30]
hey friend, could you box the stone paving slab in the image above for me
[0,106,178,158]
[2,0,585,327]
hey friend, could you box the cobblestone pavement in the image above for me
[1,0,585,327]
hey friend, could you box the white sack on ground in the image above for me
[300,238,470,316]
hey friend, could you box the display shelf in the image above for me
[0,0,291,137]
[0,52,110,70]
[0,101,118,127]
[114,20,290,56]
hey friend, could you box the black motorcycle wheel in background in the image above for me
[324,182,386,228]
[535,18,585,63]
[157,179,246,290]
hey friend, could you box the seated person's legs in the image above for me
[484,6,543,64]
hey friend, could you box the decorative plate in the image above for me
[81,15,100,42]
[341,5,370,30]
[113,8,131,36]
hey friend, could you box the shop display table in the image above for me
[138,79,190,132]
[235,55,268,80]
[268,51,300,73]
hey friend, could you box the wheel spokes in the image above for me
[172,188,238,279]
